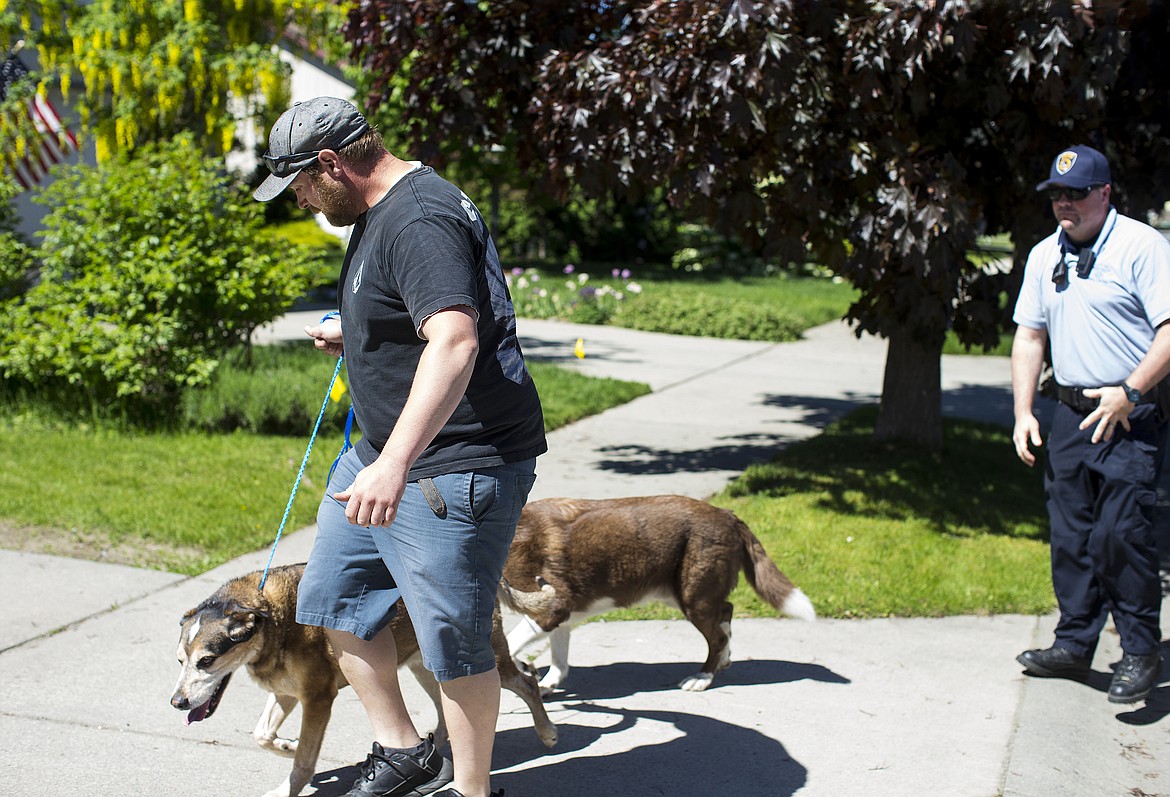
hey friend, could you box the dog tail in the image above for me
[498,576,559,615]
[735,516,816,621]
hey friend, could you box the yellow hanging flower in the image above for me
[94,134,111,163]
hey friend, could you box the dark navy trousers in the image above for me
[1044,402,1165,658]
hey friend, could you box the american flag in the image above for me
[0,51,77,190]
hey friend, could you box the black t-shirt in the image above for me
[336,164,547,478]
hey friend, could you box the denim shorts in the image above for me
[296,447,537,681]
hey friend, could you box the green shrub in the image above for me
[0,177,32,300]
[0,136,322,421]
[181,344,351,435]
[670,222,763,275]
[262,219,344,287]
[615,292,805,341]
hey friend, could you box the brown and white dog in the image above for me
[500,495,816,693]
[170,564,557,797]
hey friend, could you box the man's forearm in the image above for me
[379,309,479,473]
[1011,329,1046,418]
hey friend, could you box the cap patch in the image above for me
[1056,151,1077,175]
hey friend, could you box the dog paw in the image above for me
[272,737,299,757]
[537,673,564,695]
[678,672,714,691]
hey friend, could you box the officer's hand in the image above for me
[1013,414,1042,467]
[1079,386,1133,444]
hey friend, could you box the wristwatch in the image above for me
[1122,382,1143,404]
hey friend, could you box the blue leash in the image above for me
[258,354,351,591]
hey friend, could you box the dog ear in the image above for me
[223,600,270,642]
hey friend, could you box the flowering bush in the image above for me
[506,264,642,325]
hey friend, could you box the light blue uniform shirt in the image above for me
[1013,207,1170,388]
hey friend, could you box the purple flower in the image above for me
[563,264,575,274]
[511,267,524,276]
[621,268,632,279]
[611,268,621,278]
[579,286,597,299]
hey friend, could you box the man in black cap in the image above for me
[1011,143,1170,703]
[255,97,546,797]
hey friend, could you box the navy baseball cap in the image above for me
[254,97,370,202]
[1035,145,1111,191]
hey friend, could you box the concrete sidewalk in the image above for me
[1,316,1167,797]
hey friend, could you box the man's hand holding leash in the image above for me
[305,315,343,358]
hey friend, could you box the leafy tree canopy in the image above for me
[345,0,1170,449]
[1,0,343,159]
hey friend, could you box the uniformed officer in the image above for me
[1011,144,1170,704]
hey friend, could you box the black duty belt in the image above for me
[1054,384,1157,414]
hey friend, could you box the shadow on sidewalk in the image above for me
[494,704,809,797]
[309,703,810,797]
[304,657,842,796]
[760,392,875,427]
[595,435,794,475]
[533,658,849,702]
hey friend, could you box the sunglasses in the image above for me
[261,150,322,178]
[260,124,370,178]
[1046,185,1100,202]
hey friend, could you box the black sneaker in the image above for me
[433,790,504,797]
[1108,652,1163,704]
[346,737,454,797]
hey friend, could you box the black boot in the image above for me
[1108,652,1162,704]
[1016,646,1091,679]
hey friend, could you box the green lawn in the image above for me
[0,361,650,575]
[0,271,1049,617]
[602,408,1053,621]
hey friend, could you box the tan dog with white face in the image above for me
[171,564,556,797]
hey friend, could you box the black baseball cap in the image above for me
[1035,145,1112,191]
[253,97,370,202]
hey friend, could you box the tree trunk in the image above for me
[874,323,943,452]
